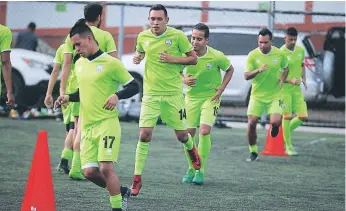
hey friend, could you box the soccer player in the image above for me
[182,23,234,184]
[280,27,308,155]
[0,24,15,107]
[60,3,117,180]
[54,22,138,211]
[244,28,289,161]
[44,43,78,176]
[131,4,201,196]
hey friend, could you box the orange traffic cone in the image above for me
[21,130,56,211]
[260,125,288,156]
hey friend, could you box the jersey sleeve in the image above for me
[135,34,144,53]
[105,32,117,53]
[280,51,288,68]
[178,31,193,54]
[53,45,63,64]
[245,52,255,72]
[112,60,134,85]
[218,52,231,71]
[64,35,74,54]
[0,27,12,52]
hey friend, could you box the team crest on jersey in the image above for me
[287,56,291,60]
[272,58,278,63]
[144,41,149,47]
[77,66,82,73]
[256,59,261,64]
[298,53,302,58]
[165,39,172,47]
[206,63,212,70]
[96,64,104,72]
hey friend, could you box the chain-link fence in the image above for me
[1,1,345,127]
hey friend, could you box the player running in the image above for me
[182,23,234,184]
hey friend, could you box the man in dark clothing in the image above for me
[15,22,38,51]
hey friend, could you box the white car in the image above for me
[121,27,327,106]
[1,48,56,107]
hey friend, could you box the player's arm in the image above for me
[160,50,197,65]
[212,55,234,102]
[301,50,307,89]
[133,35,145,64]
[60,36,73,96]
[181,71,196,87]
[220,65,234,91]
[105,31,118,58]
[1,28,15,106]
[44,63,61,108]
[279,53,289,87]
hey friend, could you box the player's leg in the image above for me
[268,99,283,137]
[281,92,296,155]
[161,95,201,170]
[57,104,74,174]
[182,96,200,183]
[291,90,308,131]
[246,98,265,161]
[131,95,161,196]
[69,102,85,180]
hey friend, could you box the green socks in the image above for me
[134,141,150,175]
[183,133,194,150]
[290,116,303,132]
[249,144,258,154]
[71,151,81,171]
[110,194,122,209]
[198,134,211,174]
[283,119,292,148]
[61,148,73,160]
[184,135,196,169]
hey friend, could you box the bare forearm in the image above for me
[2,61,13,93]
[220,67,234,90]
[60,63,71,95]
[244,69,260,80]
[280,68,289,83]
[301,66,306,81]
[46,70,60,95]
[170,56,197,65]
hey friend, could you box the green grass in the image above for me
[0,118,344,211]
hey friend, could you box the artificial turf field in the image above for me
[0,117,344,211]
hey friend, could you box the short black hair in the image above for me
[286,27,298,37]
[84,3,103,22]
[69,20,94,39]
[193,23,209,38]
[149,4,168,17]
[28,22,36,31]
[258,28,273,40]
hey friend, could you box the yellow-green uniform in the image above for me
[75,53,133,167]
[280,45,308,118]
[0,25,12,96]
[64,25,117,118]
[246,46,288,117]
[136,26,193,130]
[54,44,78,124]
[185,46,231,127]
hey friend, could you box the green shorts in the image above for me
[71,102,80,117]
[282,89,308,118]
[80,117,121,168]
[247,97,282,117]
[61,103,74,124]
[185,96,220,128]
[139,95,187,130]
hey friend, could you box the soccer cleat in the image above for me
[131,175,142,196]
[192,170,204,185]
[270,125,280,137]
[285,146,298,156]
[56,158,70,174]
[182,168,196,183]
[187,146,201,170]
[120,186,131,211]
[246,152,259,162]
[69,170,85,180]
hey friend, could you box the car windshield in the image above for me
[187,32,285,55]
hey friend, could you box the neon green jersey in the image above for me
[186,46,231,98]
[75,53,133,129]
[0,25,12,96]
[64,26,117,54]
[280,45,305,80]
[54,44,78,94]
[246,46,288,102]
[136,26,193,95]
